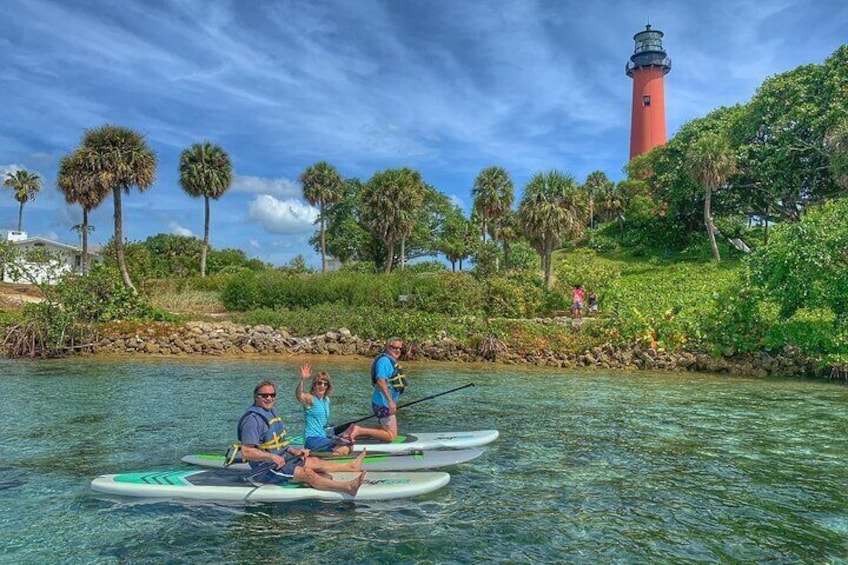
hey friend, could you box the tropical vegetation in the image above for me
[179,141,233,277]
[1,45,847,378]
[3,169,42,232]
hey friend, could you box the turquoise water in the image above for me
[0,357,846,564]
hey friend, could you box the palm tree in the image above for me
[361,168,425,273]
[472,166,513,243]
[78,125,157,292]
[178,142,233,277]
[498,210,518,270]
[3,169,42,232]
[686,133,737,261]
[604,182,627,239]
[518,171,585,289]
[57,150,110,273]
[582,171,614,229]
[300,161,345,272]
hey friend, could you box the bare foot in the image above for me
[346,471,367,496]
[352,449,367,471]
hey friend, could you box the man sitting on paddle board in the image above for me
[233,380,367,495]
[340,336,407,444]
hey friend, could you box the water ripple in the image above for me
[0,360,846,564]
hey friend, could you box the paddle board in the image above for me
[282,429,499,453]
[181,448,484,471]
[91,469,449,502]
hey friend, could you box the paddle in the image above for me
[243,451,299,482]
[331,382,475,435]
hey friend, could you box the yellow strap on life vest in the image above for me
[225,417,289,467]
[258,417,289,450]
[389,373,407,391]
[224,443,242,467]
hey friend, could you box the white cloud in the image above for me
[231,174,301,198]
[248,195,317,234]
[448,194,467,213]
[170,222,193,237]
[0,164,25,177]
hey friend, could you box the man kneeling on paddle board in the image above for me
[233,380,367,495]
[340,336,407,444]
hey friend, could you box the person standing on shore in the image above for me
[341,337,406,444]
[572,285,585,318]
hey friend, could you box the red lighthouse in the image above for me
[626,24,672,160]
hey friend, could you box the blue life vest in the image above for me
[225,405,288,466]
[371,352,407,393]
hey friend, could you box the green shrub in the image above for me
[506,241,538,271]
[554,251,621,295]
[764,307,842,355]
[234,304,481,342]
[405,261,447,273]
[411,272,484,316]
[56,265,154,322]
[484,276,544,318]
[586,230,619,253]
[340,261,377,273]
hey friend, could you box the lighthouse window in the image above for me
[643,95,651,107]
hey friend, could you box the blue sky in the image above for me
[1,0,846,267]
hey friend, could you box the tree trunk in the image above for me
[451,260,456,272]
[319,202,327,272]
[17,202,23,232]
[400,238,406,270]
[82,208,90,274]
[589,198,594,229]
[201,195,210,277]
[481,219,487,243]
[704,186,721,261]
[113,187,137,293]
[385,236,394,274]
[503,240,510,270]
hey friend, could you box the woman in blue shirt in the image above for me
[294,363,353,455]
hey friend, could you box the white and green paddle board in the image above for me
[91,469,450,502]
[181,448,484,471]
[284,429,499,453]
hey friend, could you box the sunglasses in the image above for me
[256,392,276,399]
[388,345,403,351]
[315,381,329,387]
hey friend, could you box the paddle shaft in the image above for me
[244,451,300,481]
[332,382,475,435]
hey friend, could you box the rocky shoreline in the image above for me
[90,321,826,379]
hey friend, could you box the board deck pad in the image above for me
[91,469,450,502]
[181,447,484,471]
[286,429,500,453]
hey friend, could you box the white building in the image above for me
[1,230,99,284]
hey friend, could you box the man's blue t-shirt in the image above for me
[240,411,276,447]
[371,355,400,407]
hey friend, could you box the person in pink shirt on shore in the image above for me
[571,285,585,318]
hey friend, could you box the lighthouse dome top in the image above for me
[626,24,671,76]
[633,24,665,53]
